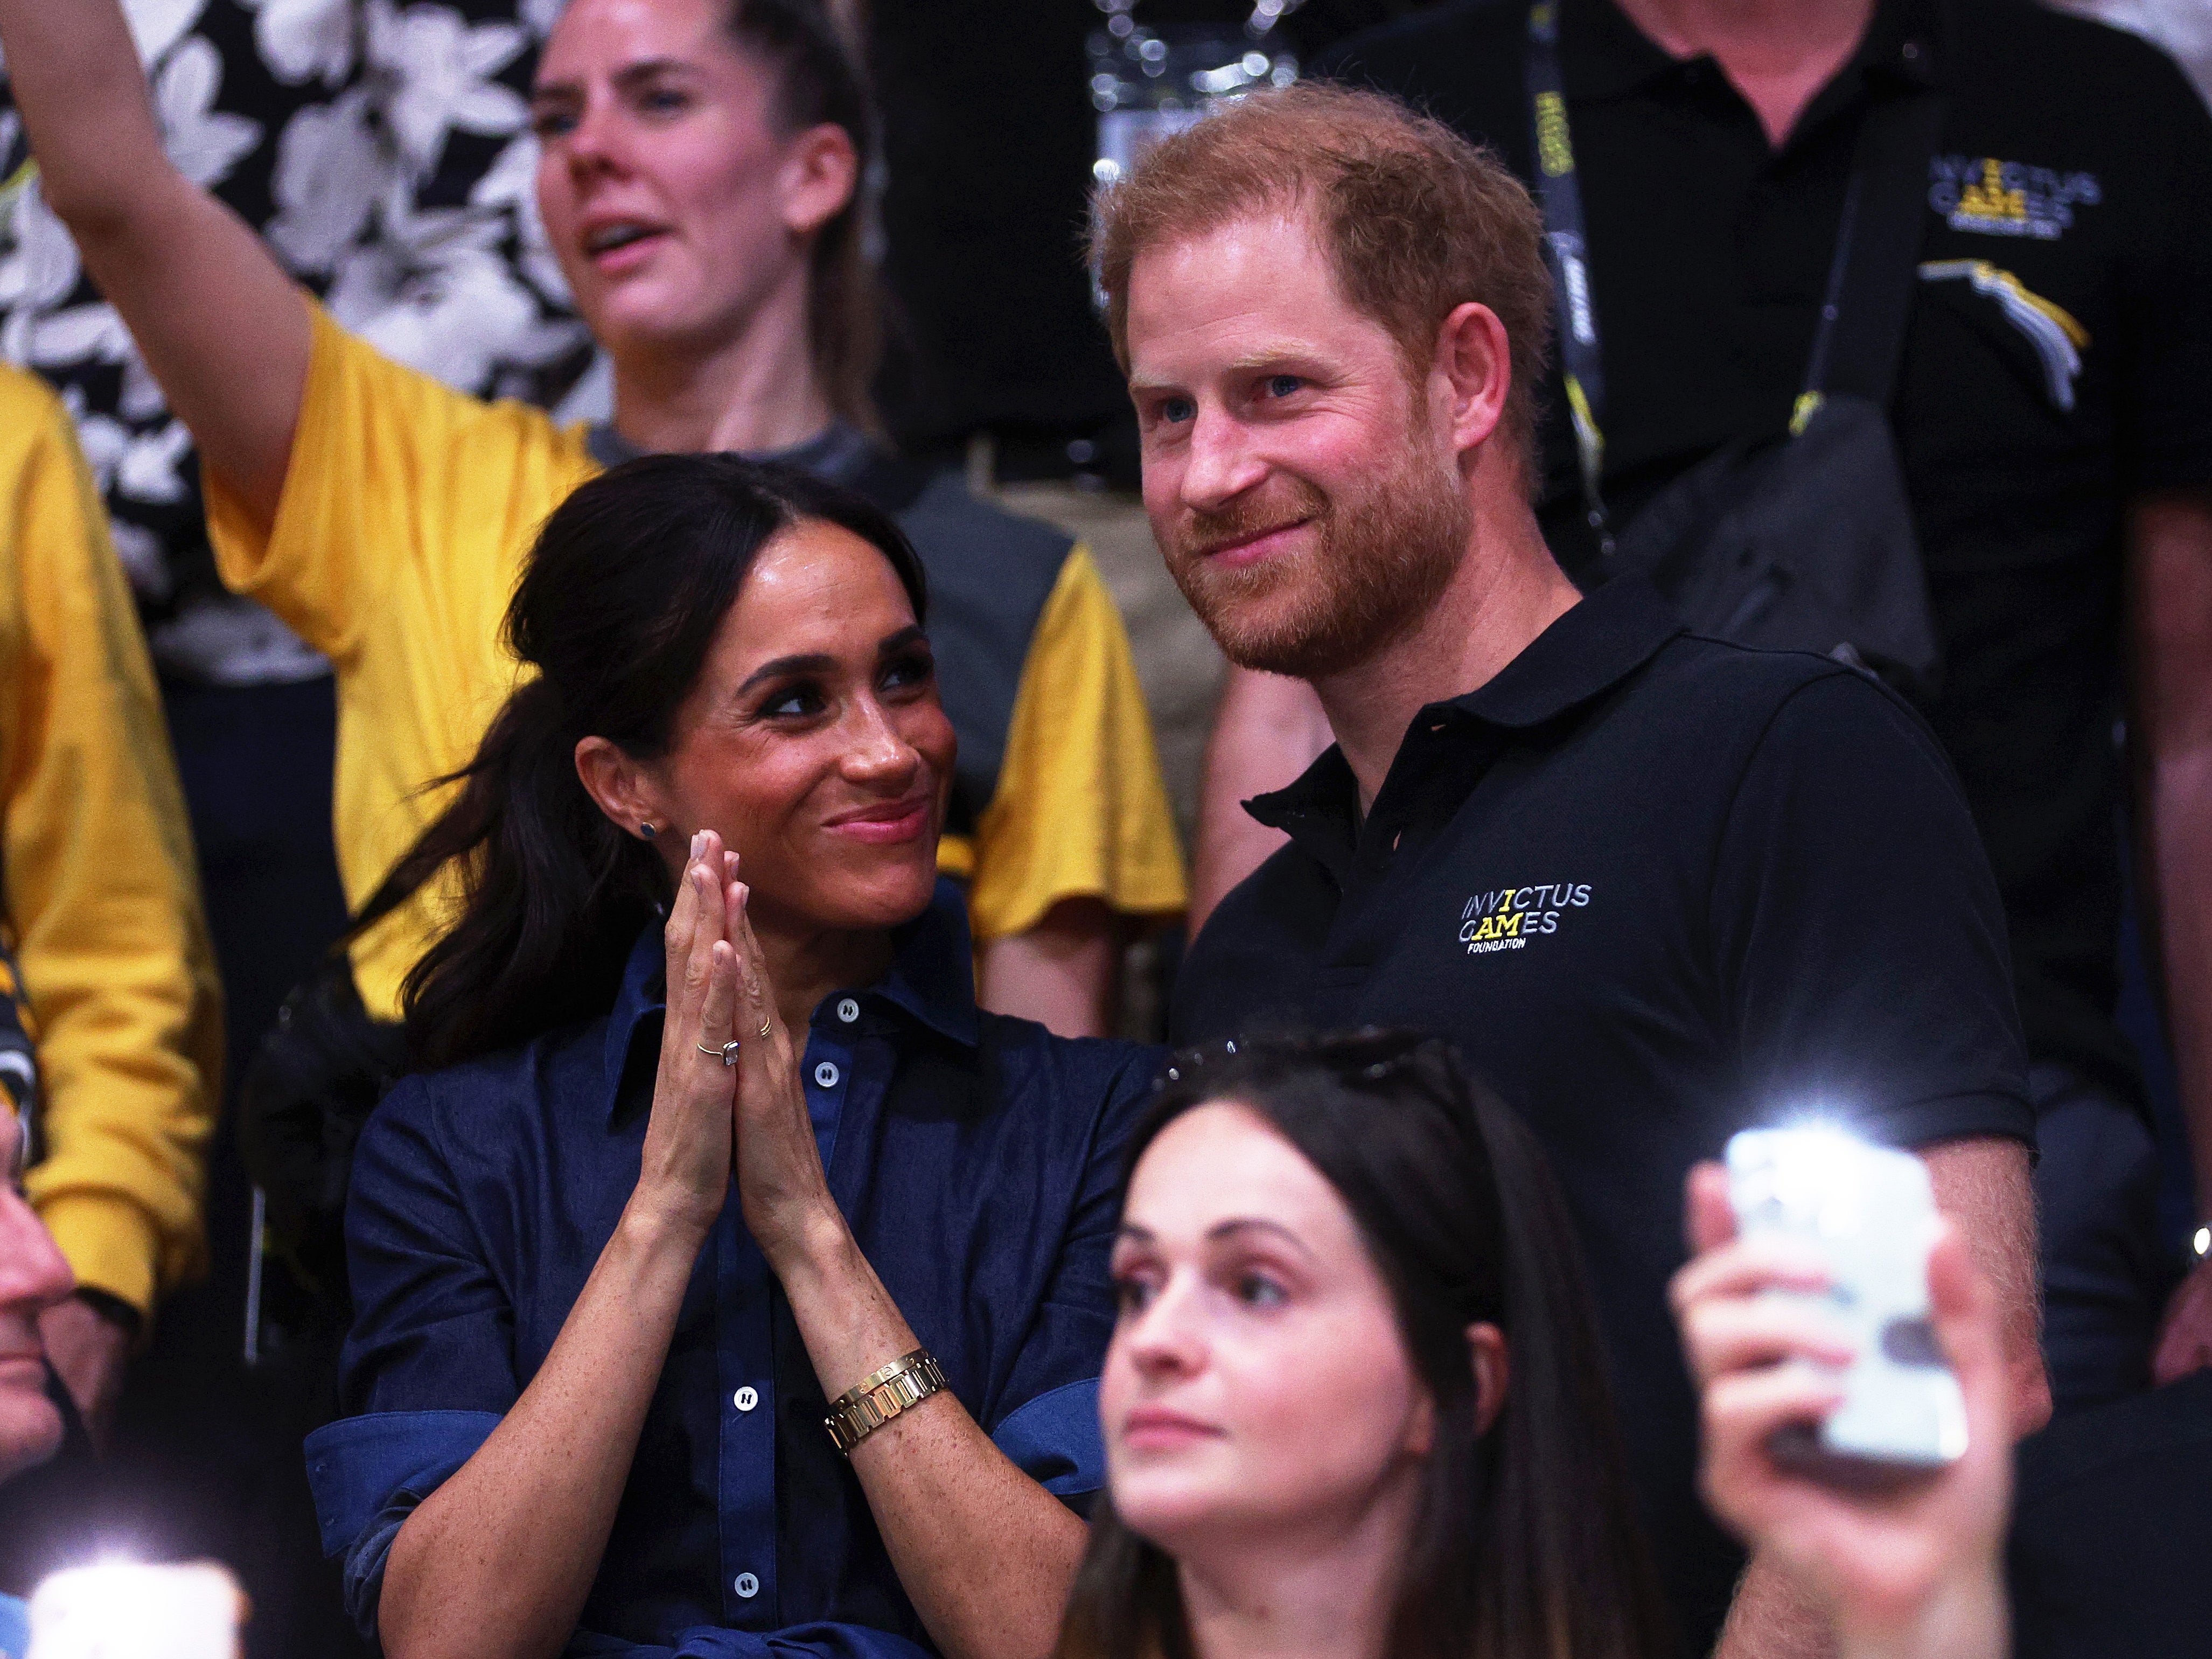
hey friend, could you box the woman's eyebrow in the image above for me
[877,625,927,656]
[1204,1217,1313,1257]
[735,653,836,696]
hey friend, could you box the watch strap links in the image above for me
[824,1348,947,1455]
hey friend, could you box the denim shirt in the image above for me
[306,883,1157,1656]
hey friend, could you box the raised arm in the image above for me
[0,0,309,528]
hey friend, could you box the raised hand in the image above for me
[716,869,843,1273]
[632,832,745,1239]
[1673,1163,2014,1659]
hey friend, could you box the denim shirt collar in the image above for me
[600,877,981,1121]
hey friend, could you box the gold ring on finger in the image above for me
[759,1021,773,1040]
[697,1038,742,1066]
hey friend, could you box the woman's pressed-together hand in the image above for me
[720,873,844,1275]
[633,831,746,1242]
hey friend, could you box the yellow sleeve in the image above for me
[203,298,594,1023]
[966,546,1189,941]
[204,296,582,667]
[1,372,224,1316]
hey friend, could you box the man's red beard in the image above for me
[1162,437,1471,680]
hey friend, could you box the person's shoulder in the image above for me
[1619,630,1865,725]
[978,1017,1160,1109]
[0,364,73,486]
[1629,634,1956,782]
[311,302,581,473]
[1946,0,2207,122]
[894,473,1081,670]
[0,361,65,434]
[368,1014,615,1164]
[898,471,1078,588]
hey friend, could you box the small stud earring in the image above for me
[639,822,659,841]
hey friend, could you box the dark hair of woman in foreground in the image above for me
[1056,1030,1673,1659]
[380,451,925,1068]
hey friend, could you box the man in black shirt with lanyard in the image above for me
[1101,80,2047,1659]
[1198,0,2212,1424]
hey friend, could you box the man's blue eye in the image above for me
[1161,397,1196,424]
[1265,374,1302,398]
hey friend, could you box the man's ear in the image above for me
[1432,302,1512,457]
[1467,1321,1511,1437]
[575,735,669,846]
[778,122,860,239]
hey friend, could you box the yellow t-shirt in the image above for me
[207,301,1187,1021]
[0,365,224,1315]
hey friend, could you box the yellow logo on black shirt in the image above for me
[1928,155,2101,242]
[1919,260,2090,411]
[1459,883,1592,955]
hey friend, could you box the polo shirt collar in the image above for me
[1245,575,1684,837]
[1449,573,1683,727]
[1562,0,1941,103]
[599,876,982,1121]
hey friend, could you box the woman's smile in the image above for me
[824,791,934,846]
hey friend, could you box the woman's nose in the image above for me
[1124,1276,1208,1379]
[562,96,628,177]
[843,702,922,783]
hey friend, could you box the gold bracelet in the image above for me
[823,1348,947,1455]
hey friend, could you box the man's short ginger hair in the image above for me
[1092,82,1554,475]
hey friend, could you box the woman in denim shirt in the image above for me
[306,456,1156,1659]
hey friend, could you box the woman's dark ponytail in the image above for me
[390,453,925,1072]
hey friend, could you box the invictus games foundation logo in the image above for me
[1928,156,2101,242]
[1459,883,1592,955]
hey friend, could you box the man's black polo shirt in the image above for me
[1317,0,2212,1105]
[1171,578,2035,1651]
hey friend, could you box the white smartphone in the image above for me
[1724,1125,1967,1467]
[26,1562,243,1659]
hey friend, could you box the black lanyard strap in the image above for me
[1526,1,1612,542]
[1524,2,1945,546]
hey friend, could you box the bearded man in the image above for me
[1098,83,2049,1659]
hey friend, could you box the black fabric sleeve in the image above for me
[1708,671,2036,1151]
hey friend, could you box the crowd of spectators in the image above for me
[0,1,2208,1657]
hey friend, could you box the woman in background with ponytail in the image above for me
[0,0,1185,1042]
[305,454,1156,1659]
